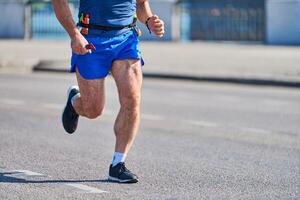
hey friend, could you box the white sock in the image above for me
[71,93,80,107]
[112,152,127,167]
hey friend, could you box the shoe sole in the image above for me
[108,176,138,183]
[61,85,79,134]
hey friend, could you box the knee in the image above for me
[83,105,104,119]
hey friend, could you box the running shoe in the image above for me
[108,162,139,183]
[62,86,79,134]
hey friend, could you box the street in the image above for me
[0,73,299,199]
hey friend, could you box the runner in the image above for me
[51,0,165,183]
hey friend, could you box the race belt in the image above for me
[77,19,137,31]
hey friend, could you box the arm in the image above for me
[136,0,165,37]
[51,0,89,54]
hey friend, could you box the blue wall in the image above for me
[30,0,175,40]
[137,0,175,41]
[0,2,25,38]
[266,0,300,45]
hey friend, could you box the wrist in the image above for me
[69,28,81,40]
[145,16,152,34]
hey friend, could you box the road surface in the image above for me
[0,73,299,199]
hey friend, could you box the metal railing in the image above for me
[30,0,265,41]
[179,0,265,41]
[30,0,79,39]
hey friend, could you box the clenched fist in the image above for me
[147,15,165,38]
[71,31,91,55]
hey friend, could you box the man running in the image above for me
[51,0,164,183]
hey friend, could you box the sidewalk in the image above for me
[1,40,300,87]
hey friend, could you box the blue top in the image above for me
[78,0,137,37]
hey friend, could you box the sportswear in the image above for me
[78,0,136,37]
[62,86,79,134]
[108,162,139,183]
[71,29,143,80]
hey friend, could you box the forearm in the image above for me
[136,0,153,24]
[51,0,79,38]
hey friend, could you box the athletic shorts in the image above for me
[70,29,143,80]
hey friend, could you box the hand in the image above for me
[147,15,165,38]
[70,31,91,55]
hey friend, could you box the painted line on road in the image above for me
[66,183,108,194]
[40,103,62,110]
[0,168,108,194]
[5,169,43,176]
[242,127,270,134]
[11,169,45,176]
[261,99,286,106]
[186,120,218,128]
[105,110,165,121]
[104,109,114,116]
[216,95,240,102]
[142,114,165,121]
[0,98,216,129]
[0,99,25,106]
[0,98,166,123]
[1,169,45,177]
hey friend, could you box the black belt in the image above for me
[77,19,137,31]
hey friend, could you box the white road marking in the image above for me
[0,168,108,194]
[104,109,114,116]
[216,95,239,102]
[142,114,165,121]
[100,110,165,121]
[186,120,218,128]
[242,128,270,134]
[0,99,25,106]
[261,99,286,106]
[41,103,62,110]
[66,183,108,194]
[1,169,45,178]
[12,170,45,176]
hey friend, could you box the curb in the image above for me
[142,73,300,89]
[33,63,300,89]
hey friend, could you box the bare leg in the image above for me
[73,69,106,119]
[111,59,143,154]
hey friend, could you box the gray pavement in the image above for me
[0,73,299,199]
[1,40,300,87]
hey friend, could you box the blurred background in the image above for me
[1,0,300,44]
[0,1,299,199]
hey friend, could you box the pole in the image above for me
[24,0,32,40]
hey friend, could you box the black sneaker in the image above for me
[62,86,79,134]
[108,162,139,183]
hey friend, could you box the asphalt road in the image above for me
[0,73,299,200]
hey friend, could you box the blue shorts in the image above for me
[71,29,143,80]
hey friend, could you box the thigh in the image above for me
[111,59,143,104]
[76,69,105,109]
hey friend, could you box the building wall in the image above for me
[0,2,25,38]
[1,0,300,45]
[137,0,176,41]
[179,0,265,42]
[266,0,300,45]
[29,0,177,40]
